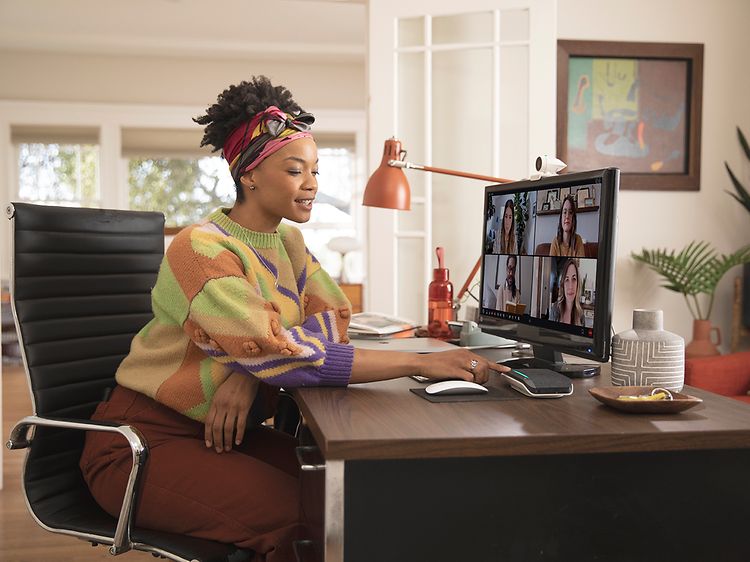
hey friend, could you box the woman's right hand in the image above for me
[416,349,510,385]
[205,372,259,453]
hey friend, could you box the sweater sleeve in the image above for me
[167,228,353,388]
[299,247,353,344]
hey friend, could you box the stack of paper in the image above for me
[347,312,417,338]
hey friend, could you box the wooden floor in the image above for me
[1,363,151,561]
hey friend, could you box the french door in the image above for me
[367,0,557,324]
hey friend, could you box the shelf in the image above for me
[537,205,599,216]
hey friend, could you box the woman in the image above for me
[79,76,508,562]
[549,195,585,257]
[549,259,584,326]
[493,199,516,254]
[496,255,521,312]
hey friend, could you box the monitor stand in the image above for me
[501,346,600,378]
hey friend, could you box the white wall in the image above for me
[558,0,750,348]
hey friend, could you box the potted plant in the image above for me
[725,126,750,328]
[632,241,750,358]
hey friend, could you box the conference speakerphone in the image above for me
[501,368,573,398]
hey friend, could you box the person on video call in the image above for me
[549,195,585,257]
[549,258,584,326]
[78,76,509,562]
[493,199,516,254]
[496,255,521,312]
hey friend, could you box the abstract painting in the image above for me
[557,41,703,191]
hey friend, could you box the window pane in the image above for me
[298,227,362,283]
[500,9,529,43]
[297,145,362,282]
[433,12,493,44]
[398,17,424,47]
[398,51,426,198]
[309,147,355,223]
[499,45,529,179]
[128,156,235,227]
[397,237,424,324]
[18,143,100,207]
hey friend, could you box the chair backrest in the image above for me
[7,202,164,537]
[8,202,164,419]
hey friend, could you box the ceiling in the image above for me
[0,0,367,61]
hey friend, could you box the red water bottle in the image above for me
[428,247,454,340]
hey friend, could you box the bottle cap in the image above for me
[432,268,449,282]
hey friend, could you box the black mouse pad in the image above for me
[410,385,520,403]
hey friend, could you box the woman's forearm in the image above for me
[348,348,425,383]
[347,347,508,385]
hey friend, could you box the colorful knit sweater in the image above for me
[115,209,354,422]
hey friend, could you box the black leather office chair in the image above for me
[4,202,256,562]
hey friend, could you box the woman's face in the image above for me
[503,205,513,234]
[241,137,318,225]
[563,263,578,303]
[561,199,574,234]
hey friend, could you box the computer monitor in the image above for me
[478,168,619,376]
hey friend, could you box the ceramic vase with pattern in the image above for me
[611,309,685,391]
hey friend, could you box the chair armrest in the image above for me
[6,415,148,556]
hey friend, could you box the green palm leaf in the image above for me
[739,126,750,160]
[632,243,750,319]
[725,127,750,215]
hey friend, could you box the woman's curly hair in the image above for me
[193,76,302,153]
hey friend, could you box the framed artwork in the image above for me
[546,189,559,205]
[576,187,590,207]
[542,202,550,211]
[559,187,571,201]
[557,40,703,191]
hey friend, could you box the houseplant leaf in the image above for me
[632,243,750,320]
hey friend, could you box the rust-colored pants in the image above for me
[80,385,302,562]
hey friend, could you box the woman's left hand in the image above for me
[205,372,260,453]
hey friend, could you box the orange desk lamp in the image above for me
[363,137,514,301]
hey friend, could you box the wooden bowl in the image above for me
[589,386,703,414]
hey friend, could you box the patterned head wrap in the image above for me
[222,106,315,182]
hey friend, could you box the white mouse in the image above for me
[424,380,489,396]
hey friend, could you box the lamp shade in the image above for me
[363,138,411,210]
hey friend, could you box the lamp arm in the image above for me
[457,255,483,302]
[388,159,513,184]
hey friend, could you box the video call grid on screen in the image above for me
[481,177,602,339]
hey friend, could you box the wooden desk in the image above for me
[293,357,750,562]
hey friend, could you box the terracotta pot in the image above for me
[685,319,721,359]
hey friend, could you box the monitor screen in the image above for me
[478,168,619,363]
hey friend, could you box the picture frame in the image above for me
[576,187,590,207]
[546,189,559,205]
[557,40,703,191]
[584,196,595,207]
[559,187,571,201]
[541,202,550,212]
